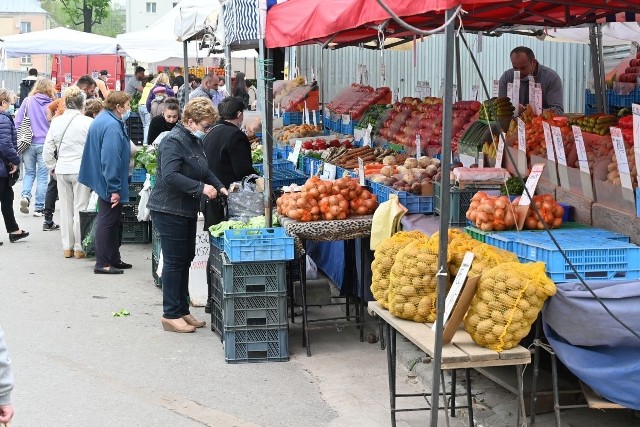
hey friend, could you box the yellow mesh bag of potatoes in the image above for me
[448,236,481,277]
[371,231,428,309]
[388,238,441,322]
[432,228,471,244]
[463,262,556,351]
[467,243,519,278]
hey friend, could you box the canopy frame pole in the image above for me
[589,25,604,114]
[225,44,232,90]
[183,41,190,101]
[596,24,607,114]
[430,8,456,427]
[320,47,325,112]
[455,27,462,101]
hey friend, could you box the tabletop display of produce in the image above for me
[327,84,391,119]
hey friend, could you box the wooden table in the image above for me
[368,301,531,427]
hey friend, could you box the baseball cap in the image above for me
[99,69,110,77]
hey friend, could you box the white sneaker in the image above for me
[33,210,44,217]
[20,198,29,214]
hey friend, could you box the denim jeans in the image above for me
[138,105,151,145]
[20,144,48,210]
[151,210,196,319]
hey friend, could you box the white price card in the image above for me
[92,71,99,80]
[507,83,514,104]
[551,126,567,166]
[610,127,634,189]
[358,157,366,186]
[496,132,506,167]
[416,133,422,158]
[478,155,484,168]
[276,103,281,118]
[415,82,422,98]
[520,163,545,206]
[471,84,479,100]
[341,114,351,125]
[321,163,337,181]
[312,110,317,126]
[571,126,591,174]
[512,71,521,113]
[432,251,475,331]
[363,124,373,147]
[310,160,316,176]
[542,122,556,161]
[324,106,330,119]
[354,127,364,143]
[65,73,72,83]
[534,85,543,115]
[517,118,527,152]
[529,78,535,106]
[425,82,432,98]
[287,139,303,165]
[633,104,640,183]
[439,78,445,98]
[115,80,121,91]
[303,102,310,125]
[452,84,458,103]
[492,79,499,98]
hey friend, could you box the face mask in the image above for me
[192,130,206,141]
[7,105,14,115]
[121,109,131,122]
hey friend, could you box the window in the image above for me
[146,2,156,13]
[21,55,32,65]
[20,21,31,33]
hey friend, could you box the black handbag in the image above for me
[4,161,19,186]
[202,194,228,231]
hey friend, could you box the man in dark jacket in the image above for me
[202,97,256,188]
[18,68,38,106]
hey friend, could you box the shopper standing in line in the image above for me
[18,67,38,106]
[0,89,29,244]
[14,77,55,217]
[43,86,94,259]
[124,66,146,97]
[138,74,156,145]
[232,72,250,110]
[147,98,180,145]
[78,91,133,275]
[0,326,14,425]
[147,98,227,333]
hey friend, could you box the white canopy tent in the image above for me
[2,27,118,57]
[532,22,640,46]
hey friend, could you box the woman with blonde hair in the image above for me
[145,72,175,113]
[147,98,228,333]
[43,86,94,258]
[78,91,133,274]
[0,89,28,243]
[14,77,56,216]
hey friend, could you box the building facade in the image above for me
[0,0,51,73]
[125,0,178,32]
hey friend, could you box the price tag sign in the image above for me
[528,78,535,104]
[321,163,337,181]
[507,82,514,104]
[276,103,281,118]
[380,63,385,84]
[519,163,545,206]
[416,133,422,158]
[496,132,506,167]
[492,80,499,98]
[542,122,556,161]
[65,73,72,83]
[310,160,316,176]
[611,127,634,189]
[633,104,640,183]
[471,84,479,101]
[534,84,543,115]
[358,157,365,186]
[432,252,475,331]
[478,156,484,168]
[452,84,458,103]
[517,118,526,152]
[115,81,121,91]
[92,71,99,80]
[303,102,310,125]
[571,126,591,174]
[512,71,521,113]
[415,81,422,98]
[354,127,364,143]
[341,114,351,125]
[324,106,330,120]
[287,139,303,165]
[363,124,373,147]
[551,126,567,166]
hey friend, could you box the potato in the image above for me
[477,319,494,334]
[393,294,407,304]
[400,286,417,297]
[509,308,524,322]
[491,310,505,324]
[417,297,432,316]
[498,293,516,308]
[403,303,417,317]
[466,313,481,328]
[394,303,404,313]
[517,299,530,311]
[492,324,506,337]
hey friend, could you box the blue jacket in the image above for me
[0,112,20,178]
[78,110,131,203]
[147,123,224,218]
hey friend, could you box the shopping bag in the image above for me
[227,175,265,221]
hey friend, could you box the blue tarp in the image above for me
[542,280,640,409]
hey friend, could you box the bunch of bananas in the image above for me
[482,140,498,159]
[569,114,618,135]
[479,97,516,121]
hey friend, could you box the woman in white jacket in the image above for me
[43,86,94,258]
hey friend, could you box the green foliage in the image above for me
[134,146,157,175]
[42,0,113,34]
[500,176,526,196]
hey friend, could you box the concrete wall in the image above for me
[126,0,176,32]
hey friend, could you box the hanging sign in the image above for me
[551,126,567,166]
[312,110,317,126]
[542,122,556,162]
[610,127,634,189]
[303,101,310,125]
[571,126,591,174]
[528,77,535,107]
[495,132,506,167]
[517,118,526,153]
[452,84,458,103]
[512,71,521,115]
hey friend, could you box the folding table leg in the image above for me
[465,368,474,427]
[530,319,543,425]
[288,261,295,323]
[450,369,457,417]
[440,370,451,426]
[551,353,561,427]
[358,238,366,342]
[516,364,527,427]
[378,318,385,350]
[299,254,311,357]
[386,322,397,427]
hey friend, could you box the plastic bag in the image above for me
[81,212,98,257]
[137,174,151,222]
[228,175,265,221]
[306,255,318,280]
[86,191,99,211]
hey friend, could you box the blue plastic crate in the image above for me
[273,145,292,160]
[584,89,595,106]
[301,156,323,175]
[272,169,308,189]
[223,326,289,363]
[131,168,146,183]
[484,233,515,252]
[223,228,294,263]
[335,165,356,178]
[391,190,434,214]
[283,111,321,126]
[253,159,296,175]
[464,226,489,243]
[367,180,390,203]
[220,252,287,294]
[330,117,341,132]
[606,88,639,108]
[223,292,287,328]
[340,121,355,135]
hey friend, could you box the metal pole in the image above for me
[430,8,456,427]
[588,26,603,113]
[183,41,190,100]
[225,44,232,90]
[455,30,462,102]
[320,47,325,110]
[597,24,607,114]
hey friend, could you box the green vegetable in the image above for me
[500,176,525,196]
[112,308,130,317]
[208,215,280,237]
[252,146,264,163]
[134,146,158,175]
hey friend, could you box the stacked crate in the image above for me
[209,228,294,363]
[126,112,144,145]
[122,173,150,244]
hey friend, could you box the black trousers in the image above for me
[44,176,57,222]
[0,178,19,233]
[95,197,123,269]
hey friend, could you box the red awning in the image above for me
[266,0,640,48]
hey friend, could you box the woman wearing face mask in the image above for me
[0,89,29,244]
[147,98,228,333]
[78,91,133,274]
[147,97,179,145]
[203,96,256,188]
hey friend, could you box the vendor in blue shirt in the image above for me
[498,46,564,115]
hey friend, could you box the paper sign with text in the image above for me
[551,126,567,166]
[358,158,365,186]
[571,126,591,174]
[542,122,555,161]
[341,114,350,125]
[512,71,520,113]
[507,83,513,104]
[321,163,336,181]
[496,132,506,167]
[492,80,499,98]
[517,118,527,152]
[520,163,545,206]
[287,139,303,165]
[534,85,543,115]
[471,84,479,100]
[416,134,422,158]
[362,124,373,147]
[433,252,475,331]
[610,127,634,189]
[439,78,445,98]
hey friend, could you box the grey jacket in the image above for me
[498,62,564,115]
[188,86,212,101]
[147,123,225,218]
[0,327,13,406]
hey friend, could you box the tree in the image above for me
[41,0,123,36]
[59,0,111,33]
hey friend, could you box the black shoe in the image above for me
[43,221,60,231]
[112,261,132,269]
[205,301,212,314]
[9,230,29,243]
[94,267,124,274]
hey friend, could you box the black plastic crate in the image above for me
[209,243,223,277]
[223,292,288,328]
[122,219,150,244]
[209,267,222,306]
[223,326,289,363]
[210,300,223,340]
